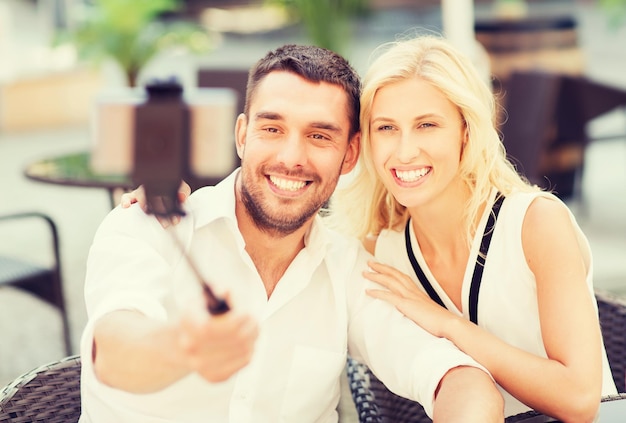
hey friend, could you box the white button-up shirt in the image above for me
[79,170,484,423]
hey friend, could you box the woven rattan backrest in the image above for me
[347,357,431,423]
[0,355,81,423]
[596,290,626,393]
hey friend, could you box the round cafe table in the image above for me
[24,151,228,209]
[23,151,134,209]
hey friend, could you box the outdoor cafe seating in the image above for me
[1,290,625,422]
[347,290,626,422]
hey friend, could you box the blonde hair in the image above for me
[329,35,539,244]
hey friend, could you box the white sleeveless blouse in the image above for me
[375,189,617,417]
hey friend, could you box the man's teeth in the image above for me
[269,176,306,191]
[395,168,429,182]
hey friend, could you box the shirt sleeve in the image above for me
[80,204,190,365]
[346,245,491,418]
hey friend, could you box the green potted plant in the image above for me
[493,0,528,19]
[600,0,626,26]
[265,0,369,54]
[57,0,213,87]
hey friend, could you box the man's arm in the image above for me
[84,204,258,393]
[433,366,503,423]
[91,308,258,393]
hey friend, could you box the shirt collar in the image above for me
[187,168,240,230]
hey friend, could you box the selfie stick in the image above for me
[132,79,229,315]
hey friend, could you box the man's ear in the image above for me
[234,113,247,159]
[341,132,361,175]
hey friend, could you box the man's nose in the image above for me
[276,134,308,167]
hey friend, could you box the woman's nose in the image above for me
[395,133,420,163]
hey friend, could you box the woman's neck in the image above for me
[408,182,473,260]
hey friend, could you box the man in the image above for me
[80,44,503,422]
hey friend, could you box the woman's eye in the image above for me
[419,122,436,129]
[377,125,394,131]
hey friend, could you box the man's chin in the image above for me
[254,205,322,235]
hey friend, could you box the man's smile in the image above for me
[268,175,308,192]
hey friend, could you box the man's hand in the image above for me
[93,308,259,392]
[120,181,192,227]
[179,309,259,382]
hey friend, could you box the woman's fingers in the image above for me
[120,186,146,209]
[367,288,401,303]
[178,181,192,201]
[365,260,421,296]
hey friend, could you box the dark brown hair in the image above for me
[245,44,361,137]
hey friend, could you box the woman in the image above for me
[328,35,616,422]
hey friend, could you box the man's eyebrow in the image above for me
[254,111,282,121]
[311,122,342,134]
[254,112,343,134]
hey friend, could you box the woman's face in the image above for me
[368,77,466,209]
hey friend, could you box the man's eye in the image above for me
[311,133,329,140]
[264,127,279,133]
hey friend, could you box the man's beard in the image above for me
[240,168,336,237]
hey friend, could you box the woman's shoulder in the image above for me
[504,188,557,205]
[516,191,585,262]
[523,194,573,235]
[503,189,568,222]
[500,189,564,221]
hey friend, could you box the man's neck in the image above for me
[235,201,311,298]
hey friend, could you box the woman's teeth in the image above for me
[395,168,429,182]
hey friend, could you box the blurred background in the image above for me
[0,0,625,412]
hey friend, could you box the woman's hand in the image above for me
[120,181,192,227]
[364,260,455,337]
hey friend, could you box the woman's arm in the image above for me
[365,197,602,422]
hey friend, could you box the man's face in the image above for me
[235,71,359,235]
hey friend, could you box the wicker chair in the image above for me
[0,355,81,423]
[347,357,430,423]
[596,290,626,393]
[0,212,72,355]
[504,393,626,422]
[347,289,626,423]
